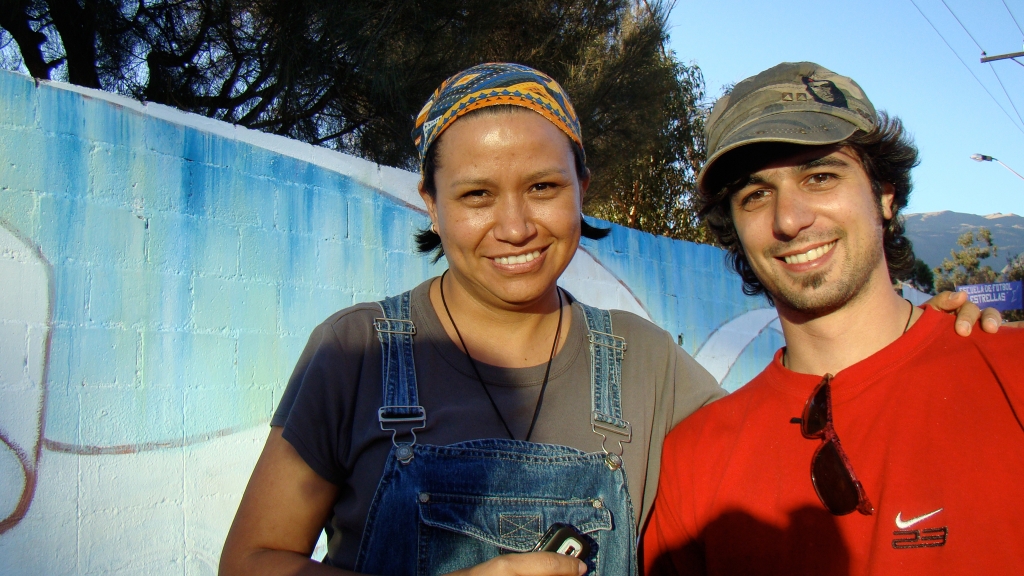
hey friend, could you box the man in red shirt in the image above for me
[642,62,1024,575]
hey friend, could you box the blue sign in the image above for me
[956,281,1023,312]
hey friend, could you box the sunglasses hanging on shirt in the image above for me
[796,374,874,516]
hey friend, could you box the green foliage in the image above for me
[1005,255,1024,282]
[0,0,712,242]
[583,19,712,242]
[933,228,1024,320]
[905,258,935,294]
[933,228,998,292]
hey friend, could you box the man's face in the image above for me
[729,145,895,315]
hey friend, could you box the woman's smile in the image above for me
[491,248,545,270]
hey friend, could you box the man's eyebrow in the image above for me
[799,156,851,171]
[725,174,766,199]
[730,155,848,196]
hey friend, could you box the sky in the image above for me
[667,0,1024,217]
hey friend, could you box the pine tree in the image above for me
[933,228,998,292]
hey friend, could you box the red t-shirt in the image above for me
[643,307,1024,575]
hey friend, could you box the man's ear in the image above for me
[880,183,896,220]
[418,181,439,229]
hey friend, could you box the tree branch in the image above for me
[0,0,59,79]
[47,0,100,87]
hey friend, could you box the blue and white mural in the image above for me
[0,68,783,575]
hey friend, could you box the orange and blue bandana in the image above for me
[412,62,584,171]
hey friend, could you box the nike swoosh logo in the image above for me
[895,508,943,529]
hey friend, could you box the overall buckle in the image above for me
[591,416,631,470]
[379,406,426,463]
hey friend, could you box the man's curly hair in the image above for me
[698,114,920,302]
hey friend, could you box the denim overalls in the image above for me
[352,291,638,576]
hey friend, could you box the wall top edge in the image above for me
[2,68,426,212]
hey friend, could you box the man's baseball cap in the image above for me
[697,62,878,193]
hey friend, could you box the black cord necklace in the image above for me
[783,298,916,369]
[438,270,563,442]
[900,298,915,333]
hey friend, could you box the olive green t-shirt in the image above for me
[272,278,724,567]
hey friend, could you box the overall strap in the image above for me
[580,303,632,467]
[374,291,426,462]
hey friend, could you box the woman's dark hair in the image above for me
[414,106,609,262]
[699,113,920,302]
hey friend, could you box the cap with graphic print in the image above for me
[697,62,878,193]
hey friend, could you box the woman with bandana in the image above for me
[218,63,995,576]
[219,62,723,576]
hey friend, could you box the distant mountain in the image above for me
[903,211,1024,272]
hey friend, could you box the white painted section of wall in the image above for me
[0,426,265,575]
[0,225,49,529]
[694,308,781,385]
[902,284,932,306]
[560,249,650,320]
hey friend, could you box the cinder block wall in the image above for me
[0,69,781,575]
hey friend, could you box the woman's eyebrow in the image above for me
[450,168,568,188]
[522,168,570,181]
[450,177,492,187]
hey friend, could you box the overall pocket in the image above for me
[416,492,613,575]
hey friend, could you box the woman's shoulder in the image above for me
[608,309,670,339]
[568,300,672,345]
[569,300,678,361]
[318,301,384,335]
[310,279,436,347]
[572,301,718,387]
[319,280,434,333]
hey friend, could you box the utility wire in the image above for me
[991,64,1024,128]
[955,0,1024,133]
[939,0,985,53]
[1003,0,1024,38]
[907,0,1024,136]
[942,0,1024,130]
[1001,0,1024,72]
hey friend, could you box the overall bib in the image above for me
[353,291,638,576]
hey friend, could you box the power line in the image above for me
[939,0,985,53]
[955,0,1024,134]
[991,63,1024,128]
[1003,0,1024,38]
[907,0,1024,136]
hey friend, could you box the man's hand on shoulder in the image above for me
[925,291,1023,335]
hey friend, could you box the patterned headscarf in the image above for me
[412,62,584,172]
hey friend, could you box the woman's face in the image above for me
[420,109,588,310]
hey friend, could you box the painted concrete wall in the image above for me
[0,68,783,575]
